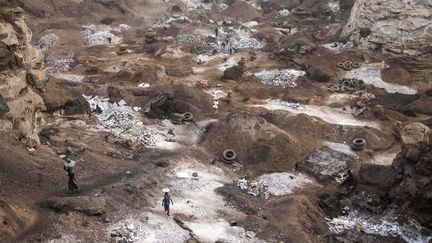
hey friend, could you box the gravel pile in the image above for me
[238,172,313,199]
[230,36,262,50]
[115,24,130,32]
[255,69,306,88]
[175,34,207,46]
[45,55,75,73]
[85,95,159,146]
[38,33,60,50]
[80,29,121,46]
[182,0,213,10]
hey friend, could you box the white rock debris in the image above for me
[80,29,122,46]
[45,55,75,73]
[181,0,213,10]
[327,211,432,243]
[116,24,131,32]
[110,215,190,243]
[255,69,306,88]
[204,88,227,99]
[84,95,159,147]
[38,33,60,50]
[276,9,290,17]
[238,172,314,199]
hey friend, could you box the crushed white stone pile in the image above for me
[80,29,121,46]
[327,211,432,243]
[255,69,306,88]
[38,33,60,50]
[176,34,207,46]
[45,55,75,73]
[84,95,158,146]
[238,172,314,199]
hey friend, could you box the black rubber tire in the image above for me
[337,62,345,68]
[352,62,360,68]
[327,86,339,92]
[341,85,351,92]
[182,112,194,122]
[222,149,237,162]
[351,138,366,151]
[342,80,351,87]
[344,61,353,66]
[343,63,352,71]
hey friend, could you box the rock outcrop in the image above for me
[391,123,432,226]
[342,0,432,67]
[0,7,47,137]
[400,122,430,162]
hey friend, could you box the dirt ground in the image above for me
[1,0,432,242]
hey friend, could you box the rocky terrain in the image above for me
[0,0,431,242]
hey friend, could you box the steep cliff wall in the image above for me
[342,0,432,67]
[0,7,47,139]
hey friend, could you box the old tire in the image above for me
[351,138,366,151]
[182,112,194,122]
[352,62,360,69]
[222,149,237,163]
[337,62,345,68]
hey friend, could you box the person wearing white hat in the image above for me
[213,99,219,114]
[64,158,79,192]
[162,189,174,216]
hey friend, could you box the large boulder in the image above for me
[400,122,430,162]
[342,0,432,67]
[297,146,358,182]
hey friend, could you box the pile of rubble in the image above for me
[255,69,305,88]
[80,29,121,46]
[38,33,60,50]
[327,210,431,242]
[230,35,262,50]
[84,96,159,147]
[237,172,313,199]
[175,34,207,46]
[45,55,75,73]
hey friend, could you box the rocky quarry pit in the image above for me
[0,0,432,242]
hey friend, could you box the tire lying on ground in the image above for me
[182,112,194,122]
[221,149,237,164]
[351,138,366,151]
[352,62,360,68]
[337,62,345,68]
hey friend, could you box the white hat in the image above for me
[162,188,170,193]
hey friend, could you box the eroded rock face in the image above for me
[342,0,432,66]
[0,7,47,136]
[400,122,430,162]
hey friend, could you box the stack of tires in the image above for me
[337,60,361,71]
[221,149,237,164]
[351,138,366,151]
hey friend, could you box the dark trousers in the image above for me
[164,204,170,216]
[68,174,79,191]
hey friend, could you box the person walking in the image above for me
[64,158,79,192]
[162,189,174,216]
[213,99,219,114]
